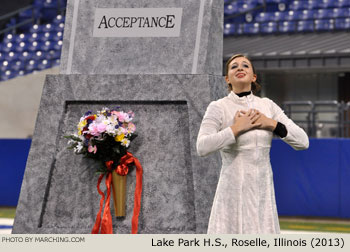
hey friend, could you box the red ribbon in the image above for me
[91,153,143,234]
[117,152,143,234]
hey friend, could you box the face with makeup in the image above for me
[225,56,257,93]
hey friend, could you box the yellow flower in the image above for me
[115,133,125,142]
[77,120,87,135]
[78,120,87,129]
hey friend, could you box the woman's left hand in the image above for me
[242,109,277,132]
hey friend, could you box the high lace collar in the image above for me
[228,91,254,104]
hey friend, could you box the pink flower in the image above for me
[124,113,131,122]
[97,123,106,133]
[128,122,136,132]
[122,127,128,135]
[88,145,97,154]
[88,124,100,136]
[117,112,125,122]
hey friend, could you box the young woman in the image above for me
[196,54,309,234]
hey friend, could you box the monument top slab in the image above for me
[60,0,223,75]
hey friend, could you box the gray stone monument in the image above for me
[60,0,223,75]
[13,0,226,234]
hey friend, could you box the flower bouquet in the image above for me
[65,107,142,234]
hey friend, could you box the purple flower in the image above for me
[128,111,135,118]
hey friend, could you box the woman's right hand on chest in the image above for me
[230,109,262,137]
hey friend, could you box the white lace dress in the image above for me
[196,91,309,234]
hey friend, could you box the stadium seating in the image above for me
[224,0,350,36]
[297,20,315,32]
[0,0,66,81]
[299,9,316,20]
[284,10,301,20]
[224,23,236,35]
[318,0,338,9]
[335,17,350,29]
[315,18,335,31]
[315,8,333,19]
[261,21,278,33]
[11,60,25,71]
[255,12,273,22]
[279,20,296,32]
[243,22,260,34]
[331,7,350,18]
[337,0,350,7]
[289,0,308,11]
[271,11,287,21]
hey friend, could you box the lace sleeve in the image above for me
[267,98,309,150]
[196,101,236,156]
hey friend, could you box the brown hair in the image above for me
[225,54,261,94]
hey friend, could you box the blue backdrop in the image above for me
[1,138,350,218]
[271,138,350,218]
[0,139,31,206]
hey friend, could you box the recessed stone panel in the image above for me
[12,74,226,233]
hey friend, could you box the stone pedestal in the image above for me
[12,74,226,233]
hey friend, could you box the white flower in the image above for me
[95,115,105,123]
[123,113,131,123]
[121,138,130,147]
[74,142,84,153]
[105,124,116,135]
[116,127,124,135]
[109,114,118,124]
